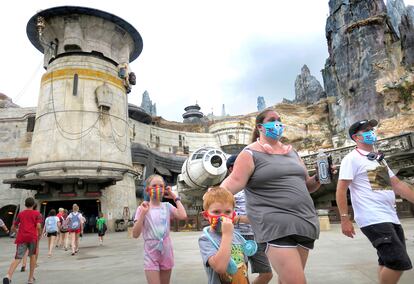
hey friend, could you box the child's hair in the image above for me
[48,209,56,216]
[99,212,103,218]
[203,186,235,211]
[63,209,68,215]
[145,174,165,188]
[72,204,79,212]
[25,197,35,208]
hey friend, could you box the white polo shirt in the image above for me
[339,149,399,228]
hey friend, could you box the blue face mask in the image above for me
[261,121,284,140]
[358,130,377,145]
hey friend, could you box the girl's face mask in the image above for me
[146,185,165,201]
[203,211,236,232]
[357,130,377,145]
[260,121,284,140]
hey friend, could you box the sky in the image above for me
[1,0,413,121]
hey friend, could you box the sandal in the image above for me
[21,266,26,272]
[3,277,11,284]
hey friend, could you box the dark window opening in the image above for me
[64,44,81,52]
[73,74,79,96]
[27,116,35,132]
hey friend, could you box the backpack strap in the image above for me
[202,227,220,249]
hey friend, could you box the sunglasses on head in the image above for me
[366,152,384,162]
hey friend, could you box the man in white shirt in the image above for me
[336,119,414,284]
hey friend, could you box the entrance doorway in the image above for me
[41,199,100,233]
[0,205,18,237]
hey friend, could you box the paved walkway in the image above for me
[1,219,414,283]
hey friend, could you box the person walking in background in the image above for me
[133,174,187,284]
[58,209,70,251]
[2,197,42,284]
[226,154,273,284]
[20,203,42,273]
[89,214,97,233]
[68,204,83,256]
[55,208,64,247]
[0,218,9,235]
[96,212,107,245]
[336,119,414,284]
[42,209,60,257]
[79,212,87,237]
[221,108,324,284]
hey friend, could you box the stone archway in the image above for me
[0,204,18,236]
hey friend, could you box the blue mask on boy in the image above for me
[359,130,377,145]
[261,121,284,140]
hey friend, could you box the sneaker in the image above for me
[21,266,26,272]
[3,277,10,284]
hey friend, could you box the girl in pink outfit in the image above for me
[133,174,187,284]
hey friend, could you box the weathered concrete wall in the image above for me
[0,107,36,210]
[0,166,27,209]
[101,174,136,230]
[130,120,221,154]
[0,108,36,158]
[28,55,132,173]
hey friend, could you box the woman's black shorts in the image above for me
[47,231,57,237]
[266,234,315,251]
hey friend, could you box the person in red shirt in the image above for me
[3,197,42,284]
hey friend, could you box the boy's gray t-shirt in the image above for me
[198,228,248,284]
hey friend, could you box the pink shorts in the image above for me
[143,238,174,271]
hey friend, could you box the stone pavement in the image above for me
[0,219,413,284]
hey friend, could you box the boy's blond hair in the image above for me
[203,186,235,211]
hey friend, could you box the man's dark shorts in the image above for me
[244,235,272,274]
[15,242,37,259]
[361,222,412,271]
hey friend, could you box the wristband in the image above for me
[340,214,349,218]
[174,197,181,203]
[314,174,319,182]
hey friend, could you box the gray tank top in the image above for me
[244,149,320,243]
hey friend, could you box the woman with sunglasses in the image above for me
[221,108,322,284]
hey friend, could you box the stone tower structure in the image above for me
[6,6,143,229]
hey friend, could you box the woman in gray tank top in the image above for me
[221,108,322,284]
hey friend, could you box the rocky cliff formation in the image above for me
[294,65,326,104]
[322,0,414,138]
[0,93,19,108]
[140,90,157,116]
[257,96,266,111]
